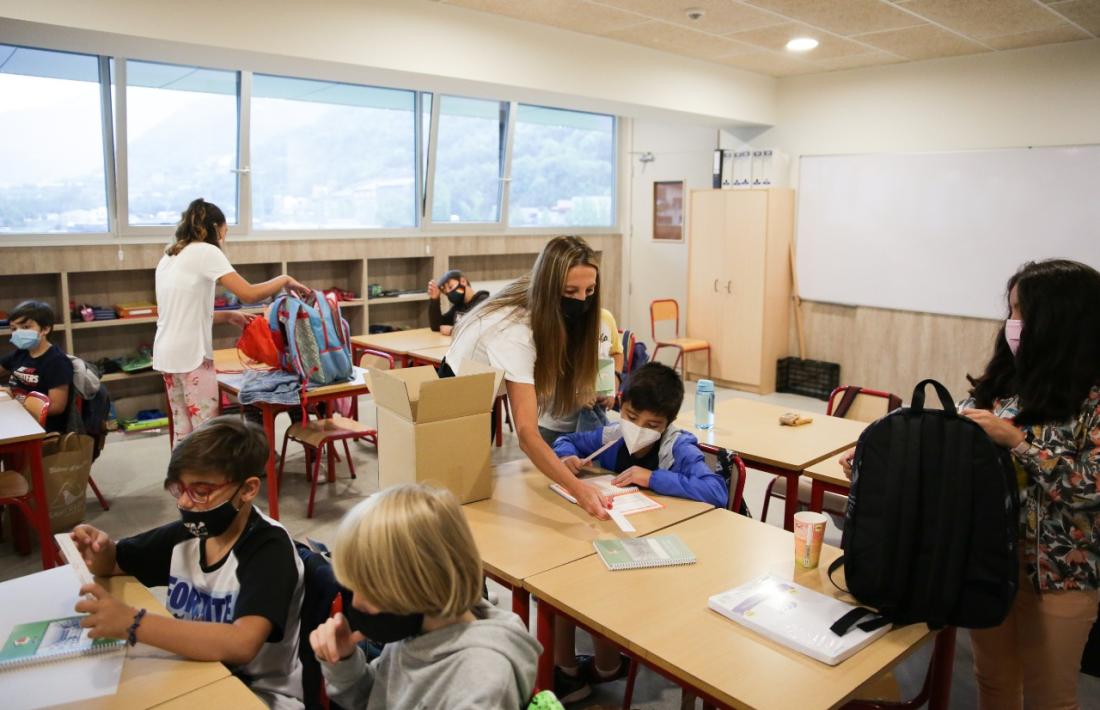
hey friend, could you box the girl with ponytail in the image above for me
[154,198,309,442]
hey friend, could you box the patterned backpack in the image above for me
[269,290,353,387]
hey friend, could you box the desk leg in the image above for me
[25,440,55,570]
[783,472,800,532]
[809,480,825,514]
[512,586,530,629]
[535,598,556,693]
[262,406,280,520]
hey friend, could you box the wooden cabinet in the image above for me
[686,189,793,393]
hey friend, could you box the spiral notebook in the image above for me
[593,535,696,571]
[0,616,125,670]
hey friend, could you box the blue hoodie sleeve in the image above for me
[552,428,605,459]
[648,434,728,509]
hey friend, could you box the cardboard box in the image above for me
[371,361,503,504]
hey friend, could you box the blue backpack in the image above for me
[269,290,353,387]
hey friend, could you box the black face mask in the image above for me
[179,486,243,538]
[345,604,424,644]
[446,288,466,307]
[560,295,592,325]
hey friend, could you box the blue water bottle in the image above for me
[695,379,715,430]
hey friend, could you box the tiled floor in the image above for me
[2,385,1097,709]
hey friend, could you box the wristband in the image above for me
[127,608,147,646]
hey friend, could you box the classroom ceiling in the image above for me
[438,0,1100,76]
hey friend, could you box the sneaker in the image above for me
[553,666,592,704]
[577,652,631,684]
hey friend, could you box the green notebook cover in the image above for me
[0,616,124,670]
[593,534,697,571]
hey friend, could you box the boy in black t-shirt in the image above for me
[71,416,305,709]
[0,300,73,432]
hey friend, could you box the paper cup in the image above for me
[794,511,828,569]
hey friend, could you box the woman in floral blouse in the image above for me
[961,259,1100,709]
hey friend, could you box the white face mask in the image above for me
[620,418,662,454]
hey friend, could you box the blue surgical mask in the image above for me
[10,330,40,350]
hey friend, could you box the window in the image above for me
[430,96,508,224]
[251,75,417,229]
[509,105,615,227]
[125,60,238,225]
[0,45,108,233]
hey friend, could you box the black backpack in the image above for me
[829,379,1019,634]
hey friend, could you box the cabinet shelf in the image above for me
[367,294,428,305]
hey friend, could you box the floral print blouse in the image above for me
[962,386,1100,592]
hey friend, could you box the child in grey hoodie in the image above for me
[310,484,541,709]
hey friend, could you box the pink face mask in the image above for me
[1004,319,1023,355]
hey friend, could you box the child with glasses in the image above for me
[69,416,305,709]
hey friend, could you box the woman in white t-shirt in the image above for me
[446,236,610,519]
[154,198,307,442]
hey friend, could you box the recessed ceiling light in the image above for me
[786,37,819,52]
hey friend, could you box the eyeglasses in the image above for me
[165,480,237,505]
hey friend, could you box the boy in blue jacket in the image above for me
[553,362,728,509]
[549,363,727,703]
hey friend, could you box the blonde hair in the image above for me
[454,235,601,417]
[332,484,483,619]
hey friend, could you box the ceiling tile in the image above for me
[741,0,926,36]
[602,20,755,59]
[1047,0,1100,35]
[812,51,906,71]
[858,23,991,59]
[716,50,821,75]
[983,23,1091,49]
[440,0,649,35]
[590,0,784,34]
[725,21,876,59]
[900,0,1068,39]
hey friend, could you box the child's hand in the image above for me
[613,466,652,488]
[840,451,855,480]
[310,612,366,664]
[75,583,136,640]
[560,456,584,475]
[71,525,115,575]
[962,408,1026,448]
[427,280,440,299]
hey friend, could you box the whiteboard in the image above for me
[795,146,1100,320]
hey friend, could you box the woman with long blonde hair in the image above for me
[444,235,610,519]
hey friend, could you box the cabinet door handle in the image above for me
[713,279,719,293]
[725,280,732,294]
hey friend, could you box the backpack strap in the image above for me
[830,607,890,637]
[827,556,850,594]
[832,386,861,418]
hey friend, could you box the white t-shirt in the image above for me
[445,306,535,385]
[153,242,235,373]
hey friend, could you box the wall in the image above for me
[621,119,717,345]
[0,0,775,128]
[731,40,1100,397]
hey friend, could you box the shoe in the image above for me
[553,667,591,704]
[577,652,631,684]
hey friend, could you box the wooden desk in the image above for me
[212,347,268,373]
[0,399,53,569]
[55,575,231,710]
[526,509,945,710]
[350,328,451,365]
[152,676,266,709]
[689,398,865,531]
[407,344,451,367]
[464,459,712,626]
[217,367,371,519]
[805,450,853,515]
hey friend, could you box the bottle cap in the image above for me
[696,379,715,393]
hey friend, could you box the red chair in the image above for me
[760,385,902,524]
[277,351,393,518]
[0,392,58,567]
[650,299,710,380]
[72,393,109,511]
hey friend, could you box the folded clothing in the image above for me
[239,369,302,406]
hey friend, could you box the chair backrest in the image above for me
[618,329,637,376]
[827,385,902,423]
[359,349,395,373]
[21,391,50,426]
[719,449,748,515]
[650,299,680,341]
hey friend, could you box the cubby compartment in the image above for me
[0,273,64,335]
[366,257,433,299]
[71,323,156,369]
[448,253,537,283]
[287,259,363,300]
[69,269,156,310]
[367,299,429,331]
